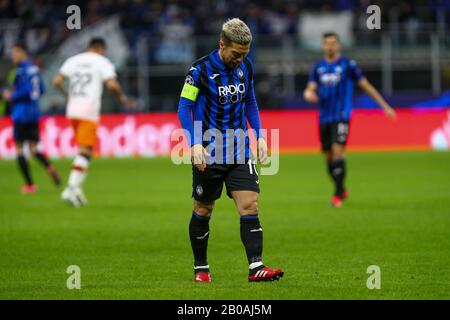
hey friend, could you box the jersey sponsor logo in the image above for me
[320,73,341,86]
[218,83,246,104]
[27,66,39,75]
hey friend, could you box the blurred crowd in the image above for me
[1,0,450,57]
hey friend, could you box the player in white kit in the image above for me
[52,38,128,207]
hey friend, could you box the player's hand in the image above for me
[384,106,397,120]
[119,94,130,108]
[303,89,318,103]
[257,137,268,164]
[191,144,210,172]
[2,89,12,102]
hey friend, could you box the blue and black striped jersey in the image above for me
[10,59,45,124]
[178,50,261,165]
[309,56,364,124]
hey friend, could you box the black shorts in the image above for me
[192,163,260,202]
[13,122,40,143]
[319,121,350,151]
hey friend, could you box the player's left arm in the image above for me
[102,60,128,107]
[4,72,33,103]
[244,61,267,164]
[358,78,397,119]
[105,78,128,107]
[350,59,396,119]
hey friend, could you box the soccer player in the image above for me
[303,32,397,208]
[2,43,61,193]
[177,18,283,282]
[52,38,128,207]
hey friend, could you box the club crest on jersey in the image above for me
[237,68,244,80]
[218,83,246,104]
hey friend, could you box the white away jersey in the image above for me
[60,52,116,121]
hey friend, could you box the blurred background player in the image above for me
[2,43,61,194]
[52,38,128,207]
[178,18,283,283]
[303,32,397,208]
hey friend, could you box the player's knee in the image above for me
[331,145,345,161]
[238,197,259,215]
[194,201,214,216]
[29,143,37,154]
[79,146,93,158]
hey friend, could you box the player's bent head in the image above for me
[11,42,28,64]
[322,32,341,57]
[219,18,252,68]
[88,37,107,55]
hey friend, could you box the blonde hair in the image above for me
[221,18,252,45]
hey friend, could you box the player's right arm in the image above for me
[177,64,209,171]
[52,58,71,100]
[304,82,319,103]
[52,73,67,100]
[303,64,319,103]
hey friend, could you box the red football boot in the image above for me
[21,184,37,194]
[195,272,212,283]
[340,189,349,201]
[330,195,342,208]
[248,267,284,282]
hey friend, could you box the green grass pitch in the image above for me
[0,151,449,299]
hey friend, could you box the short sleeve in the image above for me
[308,63,318,83]
[101,59,117,81]
[349,59,364,81]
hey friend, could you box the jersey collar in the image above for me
[324,55,342,65]
[18,59,31,68]
[210,49,232,72]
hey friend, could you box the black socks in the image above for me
[34,152,50,168]
[17,154,33,185]
[329,159,346,196]
[189,212,265,275]
[189,211,210,273]
[240,215,263,274]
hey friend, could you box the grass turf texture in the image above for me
[0,151,449,300]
